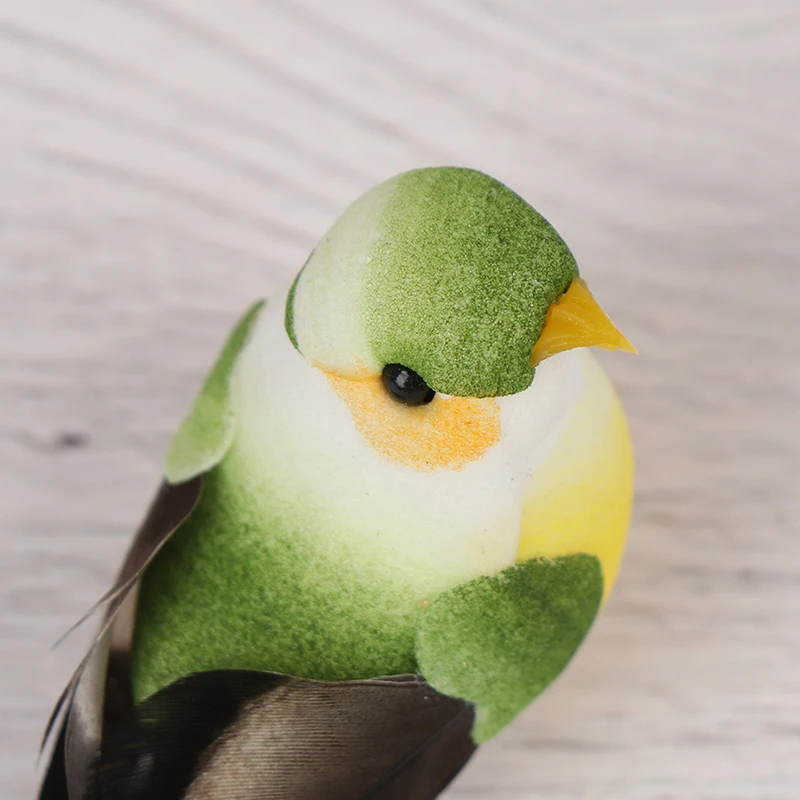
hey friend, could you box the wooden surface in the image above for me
[2,1,799,797]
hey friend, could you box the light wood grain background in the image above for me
[2,1,799,798]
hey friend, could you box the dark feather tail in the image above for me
[39,726,68,800]
[85,670,475,800]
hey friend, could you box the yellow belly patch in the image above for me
[517,353,633,600]
[325,372,501,471]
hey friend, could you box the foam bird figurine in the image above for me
[40,167,635,800]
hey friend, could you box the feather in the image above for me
[40,479,202,799]
[85,671,475,800]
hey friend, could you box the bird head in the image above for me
[287,167,634,394]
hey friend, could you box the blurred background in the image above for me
[2,1,799,797]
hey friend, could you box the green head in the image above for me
[285,167,579,397]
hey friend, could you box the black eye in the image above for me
[382,364,436,406]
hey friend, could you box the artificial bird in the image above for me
[40,166,635,800]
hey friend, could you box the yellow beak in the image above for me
[530,278,637,367]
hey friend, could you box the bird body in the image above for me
[132,297,632,714]
[41,166,636,798]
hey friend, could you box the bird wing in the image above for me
[39,300,476,800]
[164,300,267,484]
[415,554,603,742]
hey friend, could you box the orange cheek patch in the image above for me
[325,373,501,471]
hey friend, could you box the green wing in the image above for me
[165,300,266,483]
[415,554,603,743]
